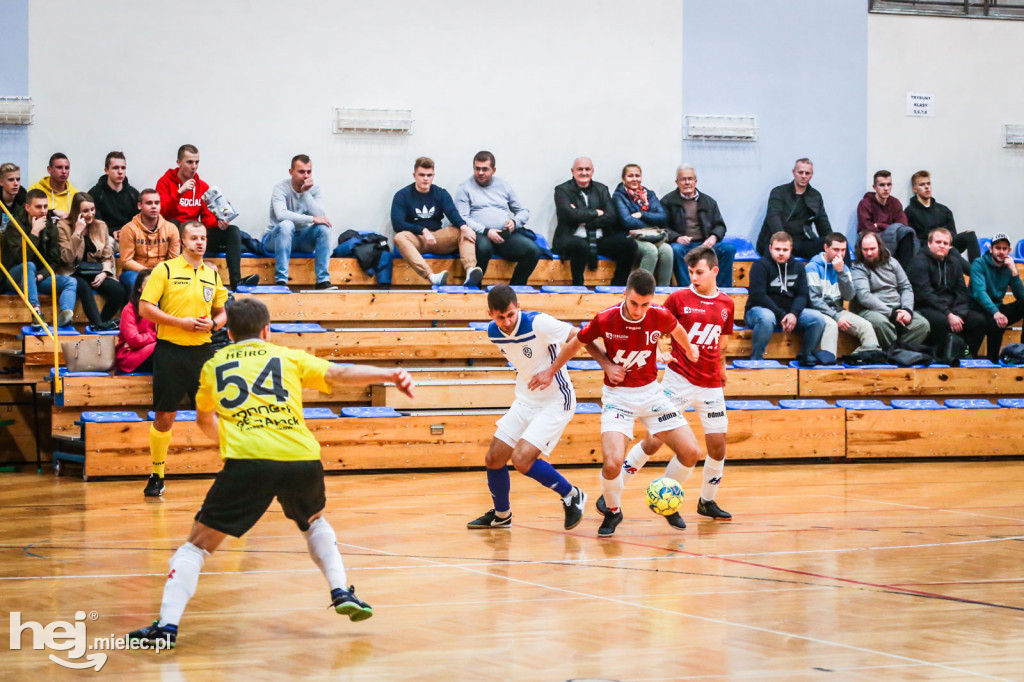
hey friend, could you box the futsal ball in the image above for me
[646,477,684,516]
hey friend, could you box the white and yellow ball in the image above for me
[646,477,684,516]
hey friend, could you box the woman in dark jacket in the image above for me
[612,164,672,286]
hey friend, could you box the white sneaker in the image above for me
[464,266,483,288]
[429,271,449,286]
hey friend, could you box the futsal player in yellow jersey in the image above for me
[128,298,414,647]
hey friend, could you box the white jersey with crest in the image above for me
[487,310,576,409]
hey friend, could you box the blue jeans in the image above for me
[38,274,78,313]
[671,240,736,287]
[4,263,37,303]
[746,306,827,360]
[262,220,331,284]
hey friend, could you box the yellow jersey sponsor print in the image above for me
[196,340,333,461]
[141,256,229,346]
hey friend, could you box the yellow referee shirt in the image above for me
[140,256,229,346]
[195,340,333,461]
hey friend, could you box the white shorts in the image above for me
[600,382,689,440]
[662,369,728,434]
[495,398,575,456]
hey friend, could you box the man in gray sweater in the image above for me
[850,231,929,349]
[454,151,540,286]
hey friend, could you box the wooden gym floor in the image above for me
[1,460,1023,681]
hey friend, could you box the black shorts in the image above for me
[152,340,214,413]
[195,458,326,537]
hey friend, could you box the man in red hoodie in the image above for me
[856,170,918,271]
[156,144,258,290]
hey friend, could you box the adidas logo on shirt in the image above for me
[415,205,436,220]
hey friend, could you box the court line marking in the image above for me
[819,494,1024,522]
[339,540,1008,681]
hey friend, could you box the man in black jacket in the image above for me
[908,227,985,356]
[552,157,636,286]
[744,231,827,362]
[661,164,735,287]
[88,151,140,238]
[755,158,831,259]
[904,170,980,262]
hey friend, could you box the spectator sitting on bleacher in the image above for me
[116,268,157,374]
[661,164,735,287]
[392,156,480,287]
[857,170,917,271]
[904,170,980,263]
[56,193,125,330]
[613,164,672,286]
[807,232,879,359]
[87,151,140,239]
[28,153,78,219]
[156,144,258,291]
[850,231,929,350]
[908,227,986,357]
[1,162,26,231]
[2,189,77,327]
[455,151,539,287]
[745,231,827,363]
[755,158,831,259]
[552,157,635,287]
[969,233,1024,362]
[119,189,180,290]
[264,154,335,290]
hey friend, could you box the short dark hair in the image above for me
[473,151,495,168]
[414,156,434,170]
[130,268,153,316]
[770,231,793,246]
[684,245,718,269]
[854,231,889,266]
[291,154,310,168]
[177,144,199,161]
[487,284,518,312]
[824,232,847,247]
[625,269,655,297]
[873,170,892,184]
[105,151,126,169]
[139,188,159,201]
[179,219,205,240]
[911,170,930,186]
[25,188,47,204]
[48,153,68,167]
[226,298,271,341]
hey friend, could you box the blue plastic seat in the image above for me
[303,407,337,419]
[655,286,682,294]
[1014,238,1024,262]
[148,410,196,421]
[567,360,601,371]
[997,398,1024,408]
[340,406,402,418]
[486,285,537,294]
[788,360,844,369]
[891,399,945,409]
[976,237,992,254]
[540,285,592,294]
[81,410,143,423]
[120,371,153,377]
[725,400,779,410]
[719,287,748,295]
[835,399,891,410]
[434,285,486,294]
[575,402,601,414]
[843,363,898,369]
[468,321,490,331]
[723,235,758,261]
[85,325,120,335]
[779,399,837,409]
[50,368,110,378]
[22,325,79,336]
[594,286,624,294]
[944,399,999,409]
[960,359,999,368]
[269,322,326,333]
[732,359,786,369]
[236,285,292,294]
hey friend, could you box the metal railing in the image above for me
[0,203,62,394]
[870,0,1024,19]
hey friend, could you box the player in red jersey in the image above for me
[623,246,735,520]
[531,270,701,537]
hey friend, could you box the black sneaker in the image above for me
[595,494,608,515]
[315,281,338,290]
[275,280,289,287]
[467,509,512,529]
[697,498,732,519]
[143,474,164,497]
[93,319,120,332]
[331,586,373,622]
[563,487,588,530]
[236,274,261,289]
[664,512,687,530]
[598,509,623,537]
[127,621,177,648]
[464,266,483,288]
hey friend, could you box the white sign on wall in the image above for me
[907,92,935,117]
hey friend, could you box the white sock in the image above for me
[561,486,577,505]
[664,457,695,487]
[303,518,348,592]
[601,470,625,512]
[623,442,650,480]
[428,271,446,285]
[158,542,208,627]
[701,458,725,502]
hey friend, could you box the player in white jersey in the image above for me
[467,285,588,530]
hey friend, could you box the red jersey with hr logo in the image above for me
[663,287,734,388]
[578,304,677,387]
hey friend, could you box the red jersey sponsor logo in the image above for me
[663,288,735,389]
[578,304,677,387]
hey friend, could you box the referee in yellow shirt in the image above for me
[139,220,229,497]
[128,298,414,647]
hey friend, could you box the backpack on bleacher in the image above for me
[334,230,393,286]
[999,343,1024,366]
[886,339,934,367]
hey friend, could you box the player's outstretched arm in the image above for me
[529,332,584,390]
[669,322,699,363]
[325,364,415,398]
[196,409,220,443]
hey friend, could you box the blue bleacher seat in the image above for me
[147,410,196,421]
[997,398,1024,408]
[486,285,538,294]
[269,322,326,333]
[891,399,946,409]
[835,399,891,410]
[723,235,758,261]
[788,360,844,369]
[434,285,486,294]
[719,287,748,295]
[843,363,898,369]
[540,285,592,294]
[575,402,601,414]
[49,368,109,378]
[340,406,402,418]
[120,371,153,376]
[960,359,999,368]
[567,360,601,371]
[977,237,992,254]
[1014,239,1024,262]
[303,407,337,419]
[779,399,837,409]
[594,286,624,294]
[468,321,490,331]
[81,410,143,423]
[22,325,79,336]
[85,325,120,335]
[236,285,292,294]
[725,400,779,410]
[655,287,682,294]
[732,359,786,369]
[944,399,999,409]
